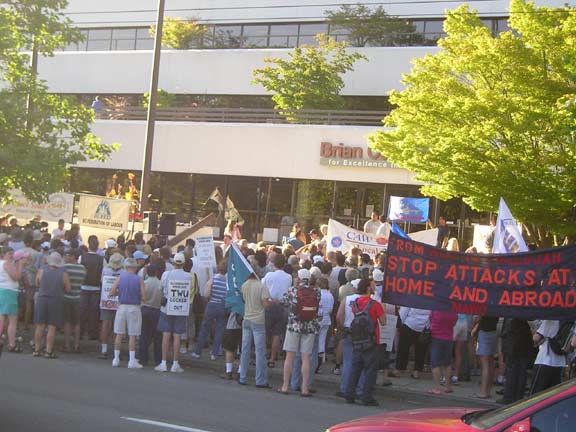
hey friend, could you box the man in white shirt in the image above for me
[363,211,382,235]
[529,320,568,395]
[52,219,66,240]
[262,254,292,366]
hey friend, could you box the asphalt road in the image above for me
[1,351,472,432]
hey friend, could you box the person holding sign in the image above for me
[155,253,193,373]
[110,258,146,369]
[98,253,123,360]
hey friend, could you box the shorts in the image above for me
[0,289,19,315]
[476,330,498,356]
[113,304,142,336]
[100,309,116,322]
[157,312,187,335]
[430,338,453,368]
[63,301,80,326]
[34,296,63,327]
[283,329,315,354]
[453,320,468,342]
[222,328,242,353]
[265,304,287,336]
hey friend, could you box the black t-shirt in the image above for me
[436,225,450,247]
[479,316,499,332]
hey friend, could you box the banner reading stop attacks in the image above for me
[383,233,576,319]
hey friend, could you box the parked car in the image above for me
[327,380,575,432]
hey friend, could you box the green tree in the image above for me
[369,0,576,240]
[252,34,366,121]
[326,4,418,47]
[150,17,207,49]
[142,89,177,108]
[0,0,116,204]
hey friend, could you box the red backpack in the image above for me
[296,286,320,322]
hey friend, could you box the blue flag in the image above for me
[493,198,528,254]
[391,223,410,239]
[226,243,253,315]
[388,196,430,223]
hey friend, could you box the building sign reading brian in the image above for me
[319,141,396,169]
[77,195,131,231]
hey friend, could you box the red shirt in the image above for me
[354,296,385,342]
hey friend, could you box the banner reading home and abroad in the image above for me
[1,189,74,222]
[327,219,438,257]
[77,195,131,231]
[383,233,576,320]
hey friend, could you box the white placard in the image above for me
[365,205,374,218]
[262,228,279,243]
[100,275,119,310]
[166,279,191,316]
[0,189,74,222]
[78,195,131,231]
[194,234,217,269]
[379,315,398,351]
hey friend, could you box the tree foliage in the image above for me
[252,34,366,119]
[325,4,418,47]
[150,16,207,49]
[369,0,576,237]
[142,89,177,108]
[0,0,117,204]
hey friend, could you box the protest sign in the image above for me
[493,197,528,254]
[99,275,119,310]
[193,228,217,270]
[226,242,253,315]
[379,315,398,351]
[473,224,493,254]
[166,279,191,316]
[388,196,429,223]
[384,233,576,319]
[1,189,74,222]
[78,195,131,231]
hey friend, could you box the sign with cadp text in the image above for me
[166,279,191,316]
[77,195,131,231]
[388,196,429,223]
[1,189,74,222]
[99,275,119,311]
[384,233,576,320]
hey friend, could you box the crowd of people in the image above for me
[0,213,575,408]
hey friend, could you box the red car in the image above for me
[328,380,575,432]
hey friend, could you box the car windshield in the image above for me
[464,380,575,429]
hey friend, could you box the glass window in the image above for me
[242,25,269,36]
[411,20,426,33]
[136,38,154,50]
[269,35,297,48]
[424,20,444,34]
[112,28,137,39]
[87,29,112,40]
[214,26,243,48]
[328,24,350,36]
[496,19,510,33]
[298,23,328,36]
[86,40,112,51]
[268,178,293,215]
[297,35,319,46]
[113,39,136,50]
[243,36,268,48]
[270,24,299,36]
[137,28,153,38]
[531,397,575,432]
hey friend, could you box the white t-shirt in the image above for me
[399,307,430,332]
[319,289,335,326]
[262,269,292,301]
[364,220,382,235]
[329,266,345,292]
[535,320,566,368]
[192,256,212,297]
[160,269,193,315]
[376,222,391,238]
[52,228,66,240]
[343,294,361,328]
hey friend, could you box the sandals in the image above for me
[427,389,442,395]
[267,361,276,368]
[300,392,313,398]
[73,346,82,354]
[32,350,41,357]
[60,346,71,353]
[7,345,23,353]
[276,388,290,395]
[44,351,57,359]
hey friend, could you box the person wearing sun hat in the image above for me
[97,252,124,360]
[33,252,71,358]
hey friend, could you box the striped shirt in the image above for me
[64,263,86,302]
[209,274,228,305]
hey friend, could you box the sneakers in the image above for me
[128,360,143,369]
[190,352,201,359]
[220,372,233,380]
[170,364,184,373]
[451,376,459,385]
[112,358,120,367]
[179,347,188,355]
[333,366,341,375]
[154,363,168,372]
[210,354,216,361]
[97,352,109,360]
[440,376,446,386]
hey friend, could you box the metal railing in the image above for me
[98,106,388,126]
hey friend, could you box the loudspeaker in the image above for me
[143,211,158,235]
[159,213,177,236]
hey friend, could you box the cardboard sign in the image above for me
[379,315,398,351]
[100,275,119,310]
[166,279,191,316]
[194,231,217,270]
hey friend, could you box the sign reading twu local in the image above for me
[383,233,576,319]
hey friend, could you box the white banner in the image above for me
[493,197,528,254]
[193,228,217,270]
[473,224,493,254]
[1,189,74,222]
[100,275,119,311]
[327,219,438,257]
[78,195,131,231]
[379,315,398,351]
[166,279,191,316]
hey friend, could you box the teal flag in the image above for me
[226,243,252,315]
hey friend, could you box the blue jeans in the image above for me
[290,334,319,391]
[239,319,268,386]
[346,346,378,402]
[341,336,365,395]
[139,306,162,366]
[194,302,226,357]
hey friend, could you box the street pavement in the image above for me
[0,350,488,432]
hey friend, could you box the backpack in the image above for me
[296,286,320,322]
[350,299,376,352]
[548,321,575,356]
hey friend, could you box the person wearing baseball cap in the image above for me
[97,252,124,360]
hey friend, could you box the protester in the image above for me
[363,212,382,235]
[393,307,430,379]
[139,263,163,367]
[110,258,146,368]
[238,272,271,387]
[335,279,361,396]
[33,252,71,358]
[472,316,499,399]
[98,252,123,359]
[52,219,66,240]
[221,310,243,380]
[499,318,534,404]
[428,310,458,395]
[277,269,321,396]
[62,249,86,353]
[529,320,567,395]
[317,277,334,371]
[79,236,104,340]
[0,247,25,352]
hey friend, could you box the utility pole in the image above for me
[140,0,166,211]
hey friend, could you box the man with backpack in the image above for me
[277,268,320,397]
[529,320,573,395]
[344,278,385,406]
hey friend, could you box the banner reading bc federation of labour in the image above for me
[383,233,576,320]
